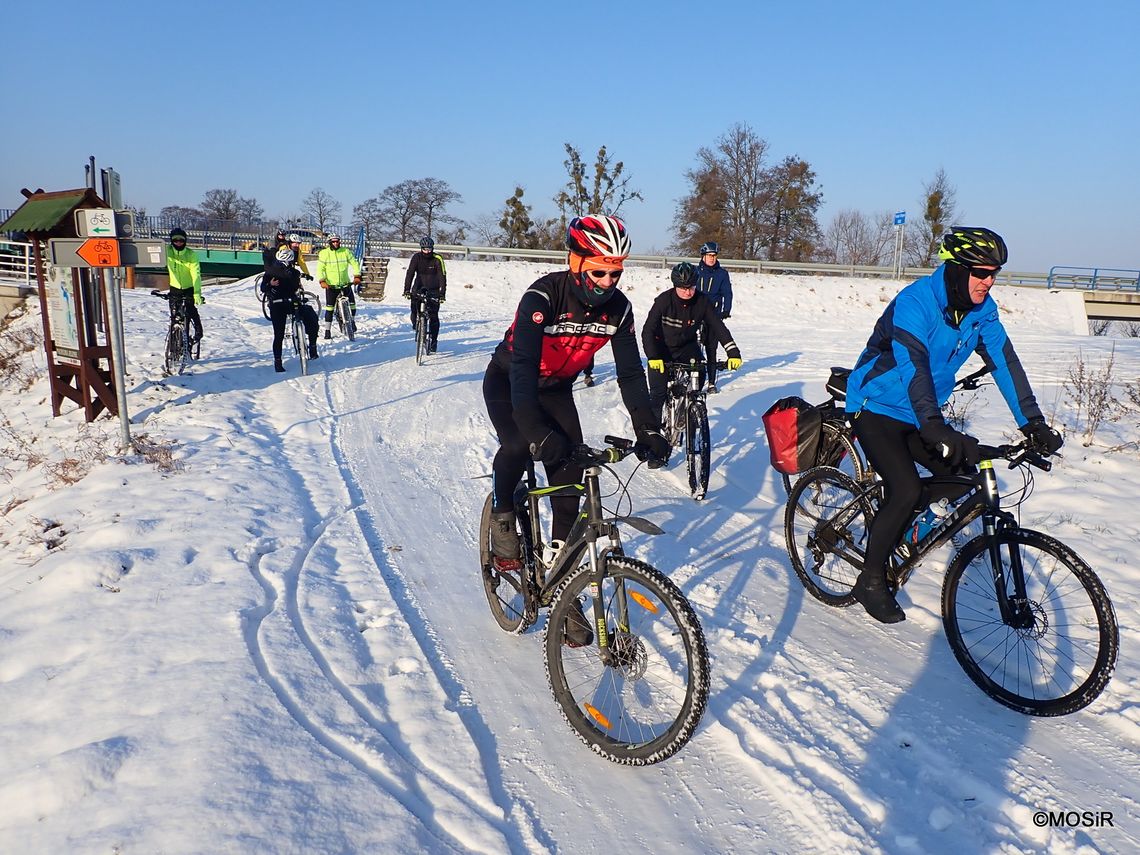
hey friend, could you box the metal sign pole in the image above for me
[101,267,131,448]
[892,211,906,279]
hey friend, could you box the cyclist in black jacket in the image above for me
[483,215,670,567]
[403,236,447,353]
[263,247,319,372]
[642,262,743,421]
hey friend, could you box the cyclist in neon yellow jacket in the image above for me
[166,228,204,342]
[316,233,360,338]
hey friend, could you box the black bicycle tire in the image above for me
[784,466,868,606]
[782,419,865,495]
[341,297,355,341]
[415,313,427,365]
[941,528,1118,716]
[478,494,533,634]
[294,316,308,376]
[544,556,710,765]
[256,276,270,320]
[165,322,188,376]
[687,401,711,499]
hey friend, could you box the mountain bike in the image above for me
[332,287,355,341]
[784,440,1118,716]
[412,296,439,365]
[780,364,994,495]
[477,436,710,764]
[660,359,729,500]
[151,289,197,376]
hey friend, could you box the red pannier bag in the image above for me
[762,396,822,475]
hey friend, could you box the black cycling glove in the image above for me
[919,420,980,468]
[1021,418,1063,455]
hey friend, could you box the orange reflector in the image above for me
[630,590,659,614]
[584,703,612,730]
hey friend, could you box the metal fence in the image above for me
[1047,266,1140,291]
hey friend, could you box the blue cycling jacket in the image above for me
[845,264,1042,428]
[694,261,733,316]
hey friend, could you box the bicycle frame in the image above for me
[512,456,661,663]
[817,454,1031,625]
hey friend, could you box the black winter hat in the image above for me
[169,228,188,241]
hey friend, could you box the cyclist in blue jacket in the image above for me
[694,241,733,390]
[844,226,1062,624]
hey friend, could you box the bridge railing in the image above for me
[1048,266,1140,291]
[0,240,36,283]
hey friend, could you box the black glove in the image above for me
[1021,418,1063,455]
[919,420,980,468]
[720,311,731,320]
[402,291,412,299]
[635,428,671,469]
[302,273,314,281]
[529,429,570,469]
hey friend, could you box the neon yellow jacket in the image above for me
[167,245,203,302]
[317,246,360,288]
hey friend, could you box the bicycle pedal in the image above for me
[492,556,523,572]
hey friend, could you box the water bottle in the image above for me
[909,498,951,544]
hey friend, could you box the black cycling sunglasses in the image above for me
[969,266,1002,280]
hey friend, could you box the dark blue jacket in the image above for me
[845,264,1042,428]
[694,261,733,316]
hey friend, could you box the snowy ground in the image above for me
[1,260,1137,854]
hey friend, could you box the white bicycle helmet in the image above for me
[276,247,295,264]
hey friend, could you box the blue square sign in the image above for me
[894,211,906,225]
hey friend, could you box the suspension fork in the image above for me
[977,461,1029,625]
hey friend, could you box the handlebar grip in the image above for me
[604,435,633,450]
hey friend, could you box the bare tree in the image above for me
[671,123,770,257]
[200,189,241,225]
[553,144,643,228]
[416,178,463,237]
[301,187,342,231]
[235,196,264,227]
[159,205,205,230]
[906,168,958,267]
[821,209,895,265]
[351,197,386,245]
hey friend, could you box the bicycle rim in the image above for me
[544,557,709,765]
[478,494,533,633]
[784,467,866,605]
[415,316,426,365]
[343,300,355,341]
[687,402,711,499]
[942,529,1118,716]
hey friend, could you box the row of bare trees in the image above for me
[147,131,960,265]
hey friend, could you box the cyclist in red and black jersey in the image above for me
[483,215,671,565]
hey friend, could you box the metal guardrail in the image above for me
[1048,266,1140,291]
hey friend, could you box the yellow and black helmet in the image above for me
[938,226,1008,267]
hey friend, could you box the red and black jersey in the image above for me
[490,270,655,433]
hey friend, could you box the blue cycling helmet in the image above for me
[699,241,719,255]
[419,236,435,250]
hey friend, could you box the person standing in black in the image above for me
[403,236,447,353]
[263,247,319,372]
[642,262,742,422]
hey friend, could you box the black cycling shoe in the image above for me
[274,360,286,373]
[851,573,906,624]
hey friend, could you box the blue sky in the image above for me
[4,0,1138,272]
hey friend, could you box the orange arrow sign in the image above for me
[76,238,121,267]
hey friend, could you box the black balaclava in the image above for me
[944,262,975,312]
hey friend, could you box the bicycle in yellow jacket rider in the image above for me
[166,228,204,342]
[316,233,361,338]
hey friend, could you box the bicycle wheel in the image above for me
[544,556,710,765]
[782,419,865,495]
[942,528,1118,716]
[415,312,427,365]
[294,316,309,376]
[164,322,188,376]
[785,466,870,606]
[686,400,711,500]
[256,276,270,320]
[478,494,534,633]
[341,298,355,341]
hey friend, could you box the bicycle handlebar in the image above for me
[955,364,993,392]
[567,435,664,469]
[150,289,170,300]
[977,440,1053,472]
[662,359,730,372]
